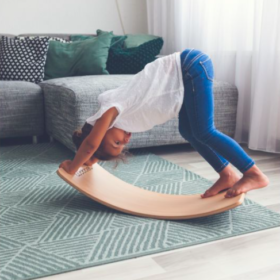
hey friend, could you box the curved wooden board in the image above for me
[57,165,245,220]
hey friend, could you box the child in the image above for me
[59,48,269,199]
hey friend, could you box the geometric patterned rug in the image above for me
[1,142,280,280]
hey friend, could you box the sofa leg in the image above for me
[32,136,38,144]
[49,136,54,143]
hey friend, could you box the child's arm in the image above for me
[62,107,119,174]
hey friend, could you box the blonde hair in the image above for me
[72,122,133,169]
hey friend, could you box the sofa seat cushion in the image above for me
[40,75,238,152]
[0,81,44,138]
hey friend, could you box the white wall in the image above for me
[0,0,148,35]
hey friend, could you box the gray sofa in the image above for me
[0,34,238,152]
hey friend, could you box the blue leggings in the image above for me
[178,49,255,173]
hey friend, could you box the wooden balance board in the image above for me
[57,164,245,220]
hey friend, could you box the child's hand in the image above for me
[59,160,76,175]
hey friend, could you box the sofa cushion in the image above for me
[0,36,50,84]
[0,81,44,138]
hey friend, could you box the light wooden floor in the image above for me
[39,143,280,280]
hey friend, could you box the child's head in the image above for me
[72,122,133,168]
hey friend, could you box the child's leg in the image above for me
[179,95,229,173]
[179,87,241,197]
[181,50,268,197]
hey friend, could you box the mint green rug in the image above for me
[1,142,280,280]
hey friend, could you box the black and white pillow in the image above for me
[0,36,50,83]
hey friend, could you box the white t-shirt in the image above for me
[86,52,184,133]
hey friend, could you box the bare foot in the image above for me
[225,165,269,198]
[201,165,241,198]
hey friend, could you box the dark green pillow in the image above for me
[106,38,164,74]
[44,32,113,80]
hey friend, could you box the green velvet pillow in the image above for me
[44,32,113,80]
[123,34,160,48]
[106,38,164,74]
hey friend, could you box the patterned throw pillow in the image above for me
[0,36,50,83]
[106,38,164,74]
